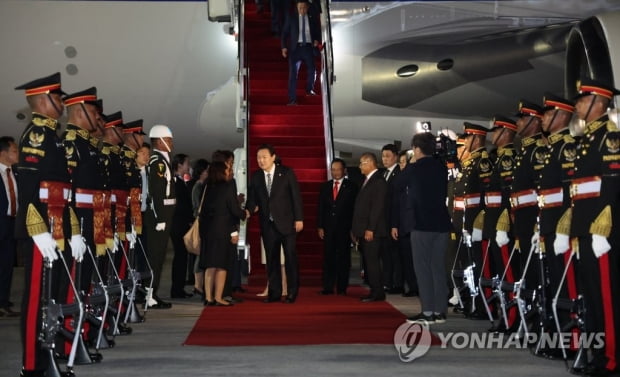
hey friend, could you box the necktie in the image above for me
[6,168,16,217]
[267,173,272,196]
[301,15,307,44]
[333,181,339,200]
[384,169,389,181]
[362,177,368,187]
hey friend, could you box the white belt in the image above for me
[39,188,71,201]
[570,178,601,200]
[538,189,563,208]
[163,198,176,206]
[485,195,502,206]
[454,200,464,210]
[510,190,538,209]
[110,194,117,204]
[464,196,480,207]
[75,192,93,204]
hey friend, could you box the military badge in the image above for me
[29,131,44,148]
[606,135,620,153]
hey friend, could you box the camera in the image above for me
[434,133,458,164]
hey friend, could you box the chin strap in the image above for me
[46,93,63,118]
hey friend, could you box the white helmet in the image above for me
[149,124,173,138]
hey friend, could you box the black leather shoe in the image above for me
[215,301,233,307]
[225,296,244,304]
[387,287,404,294]
[402,290,418,297]
[287,100,297,106]
[306,90,317,96]
[115,323,133,336]
[149,297,172,309]
[284,296,296,304]
[170,291,193,299]
[204,300,216,306]
[232,286,246,293]
[263,297,280,303]
[318,290,333,295]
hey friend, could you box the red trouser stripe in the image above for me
[25,245,44,370]
[500,244,517,327]
[599,253,617,371]
[564,249,580,350]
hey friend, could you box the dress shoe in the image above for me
[286,100,297,106]
[361,296,385,303]
[306,90,317,96]
[225,296,244,304]
[387,287,404,294]
[115,323,133,336]
[318,290,334,295]
[337,290,347,296]
[204,300,216,306]
[0,307,20,317]
[402,290,418,297]
[148,298,172,309]
[263,297,280,303]
[215,301,233,307]
[283,295,296,304]
[170,290,193,299]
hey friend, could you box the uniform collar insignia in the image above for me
[31,112,58,130]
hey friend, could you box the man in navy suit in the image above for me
[281,0,321,105]
[246,144,304,303]
[317,159,358,295]
[0,136,19,317]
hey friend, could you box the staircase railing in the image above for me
[319,0,336,176]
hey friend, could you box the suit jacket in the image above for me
[0,171,11,240]
[351,171,388,238]
[246,165,303,236]
[391,167,414,234]
[281,9,321,53]
[171,176,194,236]
[317,178,358,235]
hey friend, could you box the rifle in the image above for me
[451,230,479,316]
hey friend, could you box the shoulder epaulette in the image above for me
[65,129,77,141]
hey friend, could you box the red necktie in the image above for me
[6,168,16,217]
[333,180,339,200]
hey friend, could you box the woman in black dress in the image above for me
[199,161,247,306]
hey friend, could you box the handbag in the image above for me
[183,184,206,255]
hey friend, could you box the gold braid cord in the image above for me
[69,207,80,236]
[129,188,142,235]
[496,208,510,232]
[93,192,107,256]
[589,205,612,238]
[26,203,48,236]
[104,193,114,250]
[473,209,485,230]
[555,208,572,236]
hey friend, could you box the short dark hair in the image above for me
[398,150,409,160]
[331,158,346,169]
[172,153,189,172]
[381,143,398,155]
[192,158,210,180]
[411,133,436,156]
[0,136,15,153]
[257,144,275,156]
[207,161,228,184]
[141,142,151,149]
[360,152,378,167]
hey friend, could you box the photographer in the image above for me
[402,132,452,323]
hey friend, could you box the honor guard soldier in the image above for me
[536,93,578,357]
[452,122,489,318]
[482,115,518,331]
[120,120,143,247]
[565,78,620,375]
[14,73,86,377]
[510,100,545,293]
[144,125,175,309]
[62,87,104,295]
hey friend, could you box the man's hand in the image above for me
[391,228,399,241]
[70,234,86,262]
[282,48,288,58]
[32,232,58,261]
[295,221,303,233]
[155,222,166,232]
[364,230,374,242]
[317,228,324,240]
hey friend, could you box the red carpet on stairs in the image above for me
[245,2,327,287]
[184,287,409,346]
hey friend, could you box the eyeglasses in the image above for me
[359,161,369,165]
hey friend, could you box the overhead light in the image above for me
[396,64,419,77]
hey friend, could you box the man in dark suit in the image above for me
[246,144,303,303]
[317,159,358,295]
[380,143,402,294]
[352,152,388,302]
[0,136,19,317]
[280,0,321,105]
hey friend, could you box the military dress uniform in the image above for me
[567,79,620,373]
[536,94,579,344]
[481,116,518,328]
[14,73,80,376]
[452,123,489,316]
[144,141,176,304]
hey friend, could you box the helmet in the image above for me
[149,124,173,138]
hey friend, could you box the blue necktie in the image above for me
[301,15,307,44]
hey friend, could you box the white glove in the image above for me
[472,228,482,242]
[126,232,137,249]
[592,234,611,258]
[70,234,86,262]
[531,231,540,247]
[32,232,58,261]
[496,230,509,247]
[553,233,570,256]
[155,222,166,232]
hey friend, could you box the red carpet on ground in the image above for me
[184,286,408,346]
